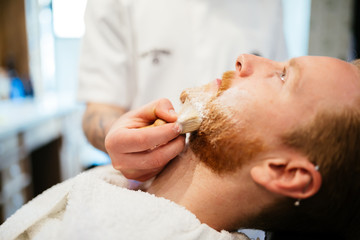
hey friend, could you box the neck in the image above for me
[147,146,260,231]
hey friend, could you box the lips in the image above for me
[216,78,222,89]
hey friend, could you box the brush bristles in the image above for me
[177,99,202,134]
[178,116,202,134]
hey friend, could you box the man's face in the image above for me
[183,54,360,172]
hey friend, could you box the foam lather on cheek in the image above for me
[188,94,213,118]
[218,88,251,115]
[179,87,213,119]
[177,72,235,134]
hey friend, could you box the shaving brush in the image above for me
[143,99,202,134]
[176,99,202,134]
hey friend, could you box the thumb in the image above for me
[154,98,178,123]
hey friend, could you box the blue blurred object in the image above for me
[10,77,25,99]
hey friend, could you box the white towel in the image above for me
[0,166,249,240]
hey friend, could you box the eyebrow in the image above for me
[287,58,301,92]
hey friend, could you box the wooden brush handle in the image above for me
[141,119,167,129]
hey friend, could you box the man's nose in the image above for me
[235,54,279,78]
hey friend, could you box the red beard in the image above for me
[180,71,265,174]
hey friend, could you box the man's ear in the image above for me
[250,153,322,199]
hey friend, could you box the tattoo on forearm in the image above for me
[83,110,121,152]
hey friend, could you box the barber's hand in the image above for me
[105,98,186,181]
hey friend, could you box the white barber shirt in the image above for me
[78,0,287,111]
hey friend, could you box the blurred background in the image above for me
[0,0,358,223]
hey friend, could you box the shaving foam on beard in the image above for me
[176,88,214,134]
[177,71,236,134]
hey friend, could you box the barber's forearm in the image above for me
[82,103,126,152]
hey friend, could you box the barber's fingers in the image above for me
[116,135,186,170]
[107,122,182,153]
[130,135,186,169]
[153,98,178,123]
[112,135,186,181]
[135,98,178,123]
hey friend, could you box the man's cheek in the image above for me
[217,88,253,114]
